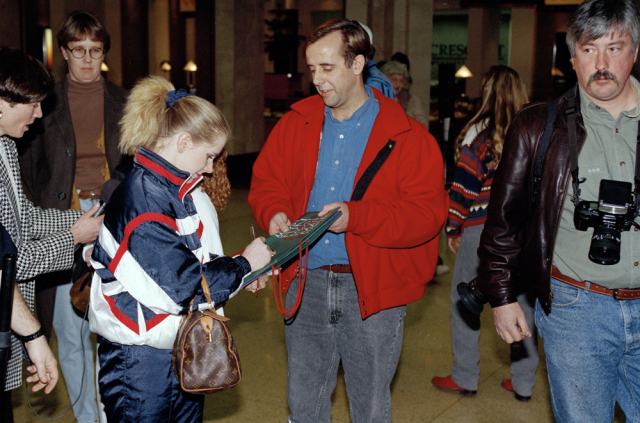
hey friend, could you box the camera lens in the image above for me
[589,226,621,265]
[457,279,487,314]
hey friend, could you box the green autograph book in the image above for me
[240,209,342,288]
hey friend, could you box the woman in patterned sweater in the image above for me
[432,66,538,401]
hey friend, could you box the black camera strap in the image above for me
[635,123,640,196]
[531,98,558,208]
[634,120,640,215]
[565,92,586,206]
[565,89,640,212]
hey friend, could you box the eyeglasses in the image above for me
[65,46,105,60]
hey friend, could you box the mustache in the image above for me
[588,70,618,85]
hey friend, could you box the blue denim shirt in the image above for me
[305,85,379,269]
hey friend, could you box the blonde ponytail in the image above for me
[119,76,230,155]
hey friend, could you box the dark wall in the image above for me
[0,0,50,54]
[0,0,23,49]
[169,0,187,90]
[63,0,103,20]
[531,10,573,101]
[195,0,216,102]
[121,0,149,90]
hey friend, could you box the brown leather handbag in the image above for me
[171,276,242,394]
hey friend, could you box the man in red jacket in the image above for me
[249,19,447,423]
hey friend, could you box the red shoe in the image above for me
[501,379,532,402]
[432,375,477,396]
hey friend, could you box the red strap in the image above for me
[108,213,179,274]
[272,242,309,319]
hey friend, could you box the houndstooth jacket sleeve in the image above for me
[16,204,79,281]
[0,136,80,391]
[0,137,81,282]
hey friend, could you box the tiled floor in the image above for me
[11,189,625,422]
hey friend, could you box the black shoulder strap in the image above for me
[351,140,396,202]
[531,98,558,207]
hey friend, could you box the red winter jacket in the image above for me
[249,89,448,318]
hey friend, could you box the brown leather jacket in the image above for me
[476,87,586,315]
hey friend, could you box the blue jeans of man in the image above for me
[53,197,99,423]
[285,268,406,423]
[535,278,640,423]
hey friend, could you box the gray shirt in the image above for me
[553,77,640,289]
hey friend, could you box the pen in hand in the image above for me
[250,224,258,297]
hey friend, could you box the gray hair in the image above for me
[566,0,640,57]
[380,61,409,79]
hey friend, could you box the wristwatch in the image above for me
[18,328,44,343]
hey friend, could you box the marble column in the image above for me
[148,0,171,81]
[345,0,367,25]
[510,6,536,98]
[215,0,265,155]
[406,0,433,113]
[347,0,433,114]
[466,7,500,98]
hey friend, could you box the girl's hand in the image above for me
[244,275,269,293]
[242,237,272,271]
[448,237,461,254]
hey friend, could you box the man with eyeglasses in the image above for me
[19,11,128,423]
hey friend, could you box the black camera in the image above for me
[574,179,638,265]
[456,278,487,314]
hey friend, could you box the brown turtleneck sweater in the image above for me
[67,77,106,191]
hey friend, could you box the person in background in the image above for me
[89,76,271,423]
[249,19,447,422]
[19,12,128,423]
[0,46,102,423]
[192,158,229,287]
[380,61,428,126]
[431,65,538,401]
[358,22,396,100]
[478,1,640,420]
[388,52,414,111]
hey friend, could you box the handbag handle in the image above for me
[200,274,214,306]
[188,274,215,314]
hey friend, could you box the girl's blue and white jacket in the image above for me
[89,146,251,349]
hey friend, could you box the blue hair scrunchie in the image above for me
[165,89,192,108]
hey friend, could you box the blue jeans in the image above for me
[53,197,99,423]
[535,278,640,423]
[285,269,405,423]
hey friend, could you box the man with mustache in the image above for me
[476,0,640,421]
[249,18,447,423]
